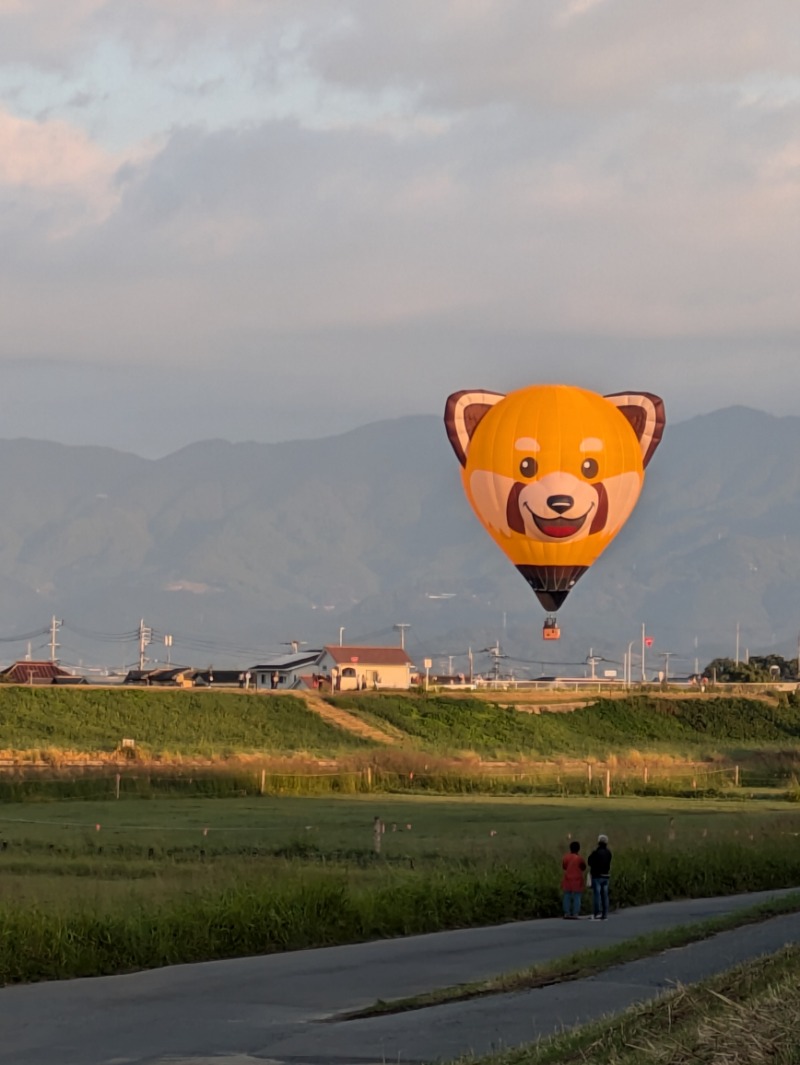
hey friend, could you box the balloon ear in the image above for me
[605,392,666,468]
[444,390,505,467]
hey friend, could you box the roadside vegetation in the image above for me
[340,891,800,1018]
[468,945,800,1065]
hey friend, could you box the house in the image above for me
[193,669,249,689]
[0,660,76,685]
[317,645,414,691]
[251,651,324,691]
[250,646,415,692]
[123,667,195,688]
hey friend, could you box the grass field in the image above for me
[1,796,800,911]
[2,686,800,984]
[2,791,800,983]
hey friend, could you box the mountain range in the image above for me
[1,405,799,677]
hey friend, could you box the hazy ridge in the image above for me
[1,406,798,672]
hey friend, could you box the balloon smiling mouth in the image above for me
[525,503,593,539]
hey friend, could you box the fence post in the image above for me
[587,763,593,785]
[260,768,266,795]
[734,765,740,787]
[115,773,121,800]
[604,769,611,798]
[366,766,373,790]
[643,765,648,785]
[373,816,383,854]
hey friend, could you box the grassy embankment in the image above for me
[0,686,373,761]
[2,688,800,798]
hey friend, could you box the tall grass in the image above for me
[2,838,800,984]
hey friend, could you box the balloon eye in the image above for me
[519,457,538,478]
[581,458,599,479]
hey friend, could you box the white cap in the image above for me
[598,833,609,843]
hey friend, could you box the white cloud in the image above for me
[0,106,157,239]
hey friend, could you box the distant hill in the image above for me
[1,406,799,674]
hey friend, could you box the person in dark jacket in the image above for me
[587,834,612,919]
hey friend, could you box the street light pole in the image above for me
[394,623,410,650]
[641,622,646,683]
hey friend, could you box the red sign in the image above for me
[645,637,654,647]
[350,656,359,663]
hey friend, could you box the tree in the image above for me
[703,655,797,683]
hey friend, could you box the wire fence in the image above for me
[0,761,793,806]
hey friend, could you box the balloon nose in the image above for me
[547,495,574,515]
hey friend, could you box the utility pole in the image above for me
[468,646,474,684]
[138,619,152,672]
[394,623,410,650]
[49,616,61,663]
[641,622,646,683]
[282,639,306,654]
[735,622,740,666]
[659,652,677,682]
[339,626,345,646]
[164,634,173,665]
[480,642,505,684]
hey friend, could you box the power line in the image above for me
[0,626,50,644]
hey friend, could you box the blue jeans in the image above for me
[592,876,610,917]
[562,890,582,917]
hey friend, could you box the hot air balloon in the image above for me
[444,384,665,636]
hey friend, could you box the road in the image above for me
[0,888,797,1065]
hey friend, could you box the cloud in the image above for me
[0,105,154,235]
[0,0,799,447]
[310,1,800,112]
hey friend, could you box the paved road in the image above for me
[0,888,797,1065]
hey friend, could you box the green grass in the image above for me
[329,693,800,761]
[3,794,800,982]
[2,689,800,773]
[0,687,374,757]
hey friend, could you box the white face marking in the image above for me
[470,468,643,542]
[514,437,540,452]
[579,437,604,452]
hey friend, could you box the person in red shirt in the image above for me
[561,840,586,919]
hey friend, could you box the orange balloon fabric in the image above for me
[444,384,665,611]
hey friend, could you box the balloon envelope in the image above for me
[444,384,665,611]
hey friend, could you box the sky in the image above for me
[1,0,799,456]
